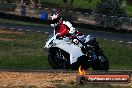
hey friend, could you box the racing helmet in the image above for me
[49,13,62,27]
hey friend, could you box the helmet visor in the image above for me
[49,16,61,24]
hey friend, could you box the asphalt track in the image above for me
[0,22,132,43]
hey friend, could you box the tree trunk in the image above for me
[63,0,68,3]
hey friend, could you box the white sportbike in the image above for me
[44,31,109,70]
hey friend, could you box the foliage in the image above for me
[126,0,132,5]
[95,0,127,28]
[96,0,126,16]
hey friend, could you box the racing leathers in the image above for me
[54,21,85,45]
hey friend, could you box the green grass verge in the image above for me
[0,31,51,70]
[99,39,132,70]
[123,4,132,16]
[43,0,100,9]
[0,3,15,11]
[0,29,132,70]
[43,0,132,16]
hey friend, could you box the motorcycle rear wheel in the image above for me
[92,53,109,70]
[71,55,91,70]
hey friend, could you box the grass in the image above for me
[0,0,132,16]
[43,0,100,9]
[0,2,15,11]
[123,4,132,16]
[72,0,100,9]
[0,29,132,70]
[99,39,132,70]
[43,0,132,16]
[0,30,51,70]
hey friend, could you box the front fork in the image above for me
[56,49,68,61]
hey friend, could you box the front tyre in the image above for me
[48,53,58,69]
[48,48,70,69]
[92,54,109,70]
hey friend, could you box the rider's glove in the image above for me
[69,34,77,39]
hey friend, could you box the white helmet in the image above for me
[49,13,62,27]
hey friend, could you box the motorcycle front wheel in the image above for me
[48,48,70,69]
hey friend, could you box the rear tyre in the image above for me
[71,55,90,70]
[92,54,109,70]
[76,76,86,84]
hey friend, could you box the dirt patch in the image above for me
[0,38,15,41]
[0,29,25,41]
[0,71,131,88]
[0,71,78,88]
[77,16,96,25]
[0,29,25,35]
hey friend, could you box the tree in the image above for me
[126,0,132,5]
[95,0,126,28]
[96,0,125,16]
[62,0,74,4]
[62,0,68,3]
[62,0,74,9]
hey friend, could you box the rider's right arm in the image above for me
[63,21,76,35]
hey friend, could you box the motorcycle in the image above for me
[44,31,109,70]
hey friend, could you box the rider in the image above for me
[49,13,85,44]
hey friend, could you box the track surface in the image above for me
[0,22,132,43]
[0,22,132,87]
[0,70,131,88]
[0,71,78,88]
